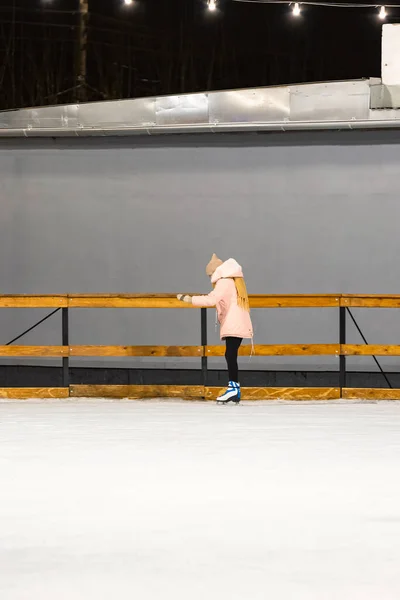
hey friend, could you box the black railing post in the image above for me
[62,308,69,388]
[339,306,346,392]
[201,308,208,390]
[346,307,392,389]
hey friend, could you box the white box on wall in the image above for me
[382,23,400,85]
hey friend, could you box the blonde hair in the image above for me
[234,277,250,313]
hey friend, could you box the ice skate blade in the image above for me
[216,399,241,405]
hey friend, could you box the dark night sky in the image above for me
[95,0,394,81]
[0,0,399,109]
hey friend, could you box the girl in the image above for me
[177,254,253,404]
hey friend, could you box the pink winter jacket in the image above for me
[192,259,253,340]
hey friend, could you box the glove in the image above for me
[177,294,192,303]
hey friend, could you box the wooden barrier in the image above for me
[0,296,67,308]
[342,388,400,400]
[342,345,400,356]
[0,345,68,357]
[69,345,203,357]
[0,294,399,400]
[205,387,341,401]
[341,295,400,308]
[0,387,69,399]
[67,294,341,309]
[207,344,339,356]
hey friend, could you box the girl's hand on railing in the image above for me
[177,294,192,303]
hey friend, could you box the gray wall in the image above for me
[1,131,400,372]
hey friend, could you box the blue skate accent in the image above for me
[217,381,241,403]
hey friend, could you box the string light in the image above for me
[292,2,301,15]
[379,5,387,18]
[208,0,217,11]
[234,0,400,5]
[233,0,400,13]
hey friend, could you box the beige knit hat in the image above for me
[206,253,223,276]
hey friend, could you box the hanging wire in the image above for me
[233,0,400,7]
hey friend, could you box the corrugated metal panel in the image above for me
[78,97,156,128]
[155,94,208,125]
[368,109,400,120]
[370,83,400,110]
[0,79,399,137]
[208,87,290,123]
[289,80,371,122]
[0,104,79,129]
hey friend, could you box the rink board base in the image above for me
[1,385,400,400]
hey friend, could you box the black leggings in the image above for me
[225,337,243,383]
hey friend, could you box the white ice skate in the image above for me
[217,382,241,404]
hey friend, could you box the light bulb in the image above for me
[379,5,387,19]
[292,3,301,17]
[124,0,133,5]
[208,0,217,11]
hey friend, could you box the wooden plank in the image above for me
[68,296,194,309]
[0,346,68,357]
[67,295,340,309]
[70,385,204,399]
[342,388,400,400]
[250,295,340,308]
[0,294,340,309]
[70,345,203,357]
[206,344,339,356]
[68,294,185,298]
[206,387,340,401]
[0,387,69,399]
[9,293,400,309]
[342,344,400,356]
[341,295,400,308]
[0,296,67,308]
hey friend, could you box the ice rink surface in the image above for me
[1,399,400,600]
